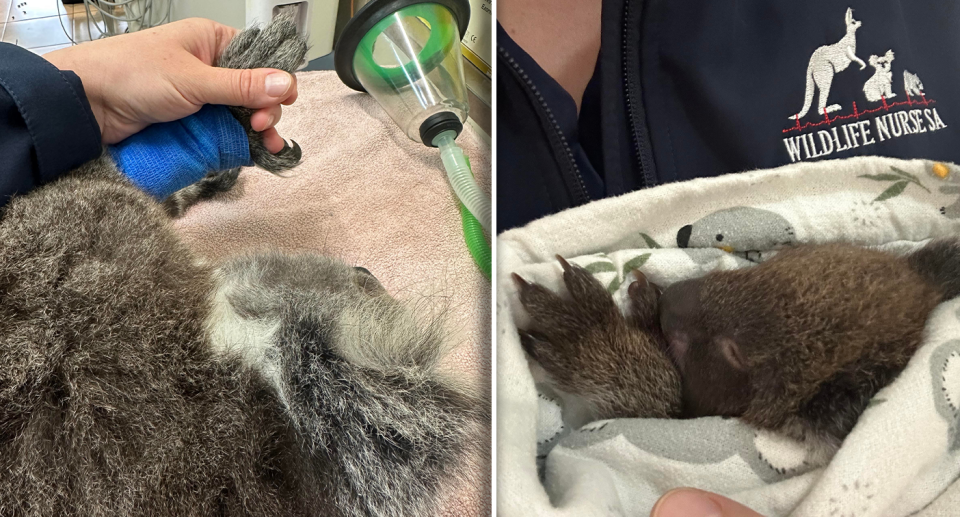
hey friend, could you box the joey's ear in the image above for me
[845,7,854,24]
[716,337,747,371]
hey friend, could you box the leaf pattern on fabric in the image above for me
[584,261,616,274]
[859,166,930,202]
[874,180,909,202]
[640,233,662,248]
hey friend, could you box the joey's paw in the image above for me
[514,257,620,336]
[513,258,627,388]
[515,257,681,419]
[217,14,308,174]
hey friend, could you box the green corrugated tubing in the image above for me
[459,154,490,279]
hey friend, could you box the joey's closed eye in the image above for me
[717,337,747,371]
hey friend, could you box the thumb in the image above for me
[191,66,296,109]
[651,489,765,517]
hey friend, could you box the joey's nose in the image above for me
[659,280,701,332]
[659,279,703,364]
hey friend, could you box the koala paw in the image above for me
[216,14,308,173]
[514,257,682,419]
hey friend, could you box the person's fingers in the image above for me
[187,66,297,110]
[259,127,285,154]
[250,105,282,132]
[651,489,765,517]
[281,85,299,106]
[210,20,240,58]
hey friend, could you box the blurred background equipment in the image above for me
[170,0,339,65]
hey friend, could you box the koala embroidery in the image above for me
[863,50,896,103]
[789,7,866,120]
[904,70,925,98]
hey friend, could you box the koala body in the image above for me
[0,16,485,517]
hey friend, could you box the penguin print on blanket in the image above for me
[676,207,796,263]
[931,338,960,451]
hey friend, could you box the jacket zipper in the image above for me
[622,0,655,189]
[498,45,591,206]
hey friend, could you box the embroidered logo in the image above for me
[782,8,947,163]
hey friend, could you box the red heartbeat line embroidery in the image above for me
[783,94,936,134]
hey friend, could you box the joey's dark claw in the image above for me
[518,329,552,360]
[630,269,661,294]
[511,273,529,288]
[557,257,617,319]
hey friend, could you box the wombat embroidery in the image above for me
[0,15,486,517]
[516,239,960,449]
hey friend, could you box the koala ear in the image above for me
[716,337,747,371]
[869,55,878,66]
[887,50,895,60]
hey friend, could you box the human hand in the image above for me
[651,488,765,517]
[44,18,297,153]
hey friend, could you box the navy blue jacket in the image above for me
[497,0,960,232]
[0,43,102,207]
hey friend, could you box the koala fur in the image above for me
[0,15,486,517]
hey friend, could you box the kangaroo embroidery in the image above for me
[789,8,866,120]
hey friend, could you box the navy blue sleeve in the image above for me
[0,43,102,207]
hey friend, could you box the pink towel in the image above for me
[173,71,490,516]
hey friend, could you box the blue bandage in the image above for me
[108,104,253,199]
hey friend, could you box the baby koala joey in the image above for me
[516,239,960,449]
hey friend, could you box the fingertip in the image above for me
[250,106,281,132]
[261,127,284,154]
[652,489,722,517]
[264,71,294,98]
[651,489,763,517]
[281,78,299,106]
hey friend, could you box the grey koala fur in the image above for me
[0,15,486,517]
